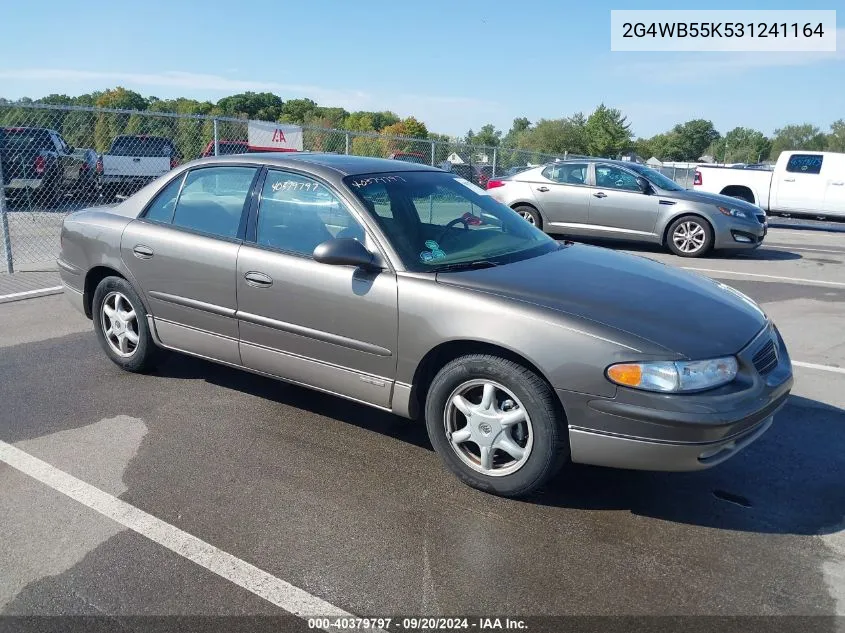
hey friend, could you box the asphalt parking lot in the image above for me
[0,225,843,631]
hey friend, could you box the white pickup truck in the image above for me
[693,150,845,219]
[98,135,180,198]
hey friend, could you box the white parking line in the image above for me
[681,268,845,288]
[0,440,378,632]
[793,361,845,375]
[0,286,63,302]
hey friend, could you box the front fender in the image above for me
[395,274,673,400]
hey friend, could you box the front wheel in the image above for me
[424,354,569,498]
[666,215,714,258]
[92,276,163,373]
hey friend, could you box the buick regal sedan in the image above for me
[57,153,793,497]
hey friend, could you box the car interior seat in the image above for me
[258,199,333,253]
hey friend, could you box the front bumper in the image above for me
[714,217,767,250]
[560,322,793,471]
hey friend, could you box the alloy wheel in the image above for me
[672,221,706,254]
[443,379,534,477]
[517,210,537,225]
[100,291,140,357]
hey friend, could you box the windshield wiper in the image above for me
[431,259,499,273]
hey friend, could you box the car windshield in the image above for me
[343,171,559,272]
[627,163,685,191]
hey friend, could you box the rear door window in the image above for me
[169,166,258,239]
[542,163,588,185]
[786,154,823,175]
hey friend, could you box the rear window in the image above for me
[1,128,53,150]
[786,154,823,175]
[109,136,175,157]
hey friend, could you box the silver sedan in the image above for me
[486,159,768,257]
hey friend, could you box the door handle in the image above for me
[593,192,607,198]
[244,271,273,288]
[132,245,154,259]
[536,186,549,192]
[832,181,844,186]
[783,178,795,182]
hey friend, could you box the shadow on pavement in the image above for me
[154,354,844,536]
[530,394,845,536]
[152,353,433,452]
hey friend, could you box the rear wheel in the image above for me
[92,276,163,373]
[513,205,542,229]
[666,215,713,258]
[424,354,568,498]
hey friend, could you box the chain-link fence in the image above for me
[0,102,693,273]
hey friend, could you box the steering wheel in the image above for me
[434,216,470,245]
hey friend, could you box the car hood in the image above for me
[660,188,764,214]
[436,244,767,359]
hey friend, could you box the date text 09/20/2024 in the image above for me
[307,617,528,630]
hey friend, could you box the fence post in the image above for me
[492,148,497,178]
[345,132,350,155]
[0,157,13,274]
[213,118,219,156]
[431,141,436,166]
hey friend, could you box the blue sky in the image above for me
[0,0,842,139]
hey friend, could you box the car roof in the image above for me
[187,152,443,177]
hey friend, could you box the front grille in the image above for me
[752,337,778,375]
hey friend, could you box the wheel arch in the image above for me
[510,201,545,229]
[83,266,127,319]
[407,339,563,422]
[661,211,715,249]
[719,185,756,205]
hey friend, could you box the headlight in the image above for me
[718,206,749,219]
[606,357,738,393]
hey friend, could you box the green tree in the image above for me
[664,119,720,161]
[827,119,845,152]
[584,104,632,157]
[216,92,283,121]
[280,98,318,124]
[502,117,531,148]
[343,111,376,132]
[707,127,771,164]
[518,115,587,155]
[370,111,400,131]
[466,124,502,148]
[95,87,147,111]
[350,135,387,158]
[769,123,828,159]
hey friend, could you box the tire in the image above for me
[424,354,569,498]
[92,276,163,373]
[513,205,542,229]
[665,215,714,258]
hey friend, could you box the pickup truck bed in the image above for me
[99,135,179,197]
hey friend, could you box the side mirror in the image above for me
[636,177,651,193]
[313,237,379,270]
